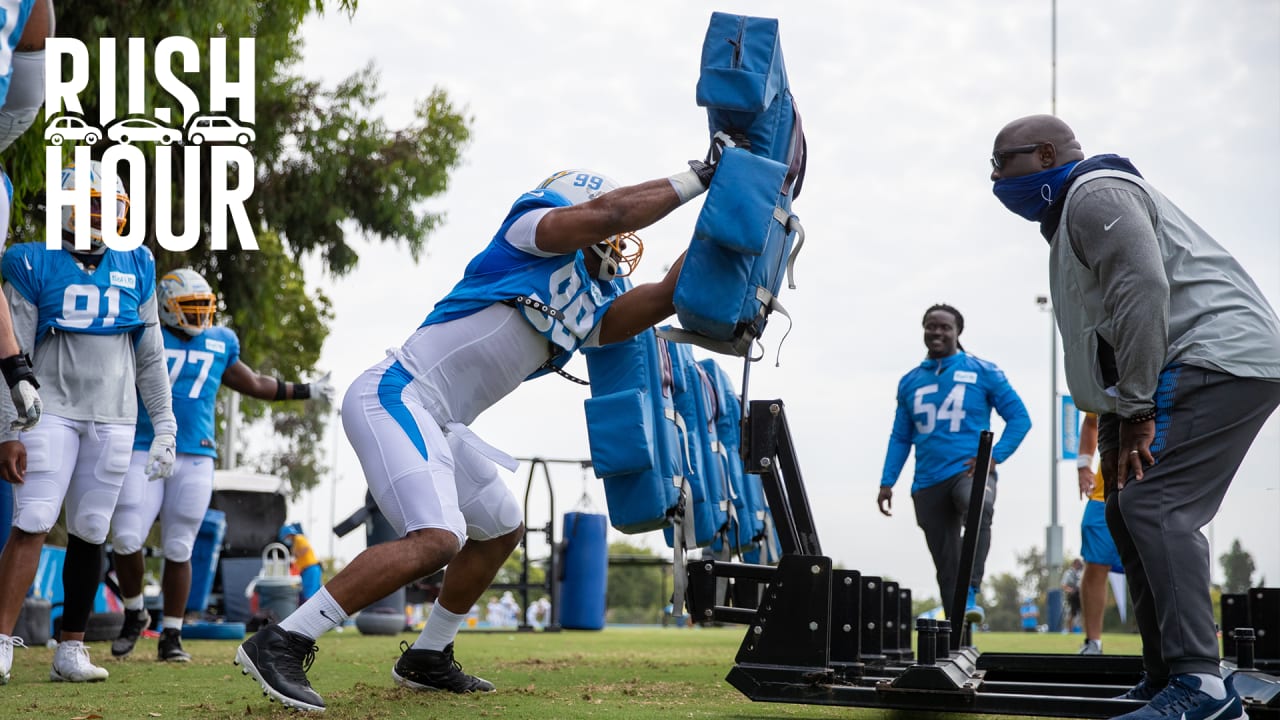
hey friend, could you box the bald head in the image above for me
[994,114,1085,168]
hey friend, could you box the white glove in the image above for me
[308,371,335,409]
[9,378,41,431]
[145,433,176,481]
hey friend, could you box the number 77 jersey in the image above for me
[1,242,156,344]
[135,325,241,458]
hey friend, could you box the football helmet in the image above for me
[157,268,217,336]
[60,161,130,254]
[536,169,643,281]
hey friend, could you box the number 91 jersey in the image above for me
[1,242,156,344]
[135,325,240,457]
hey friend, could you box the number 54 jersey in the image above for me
[881,351,1031,494]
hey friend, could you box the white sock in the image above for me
[1090,639,1102,651]
[162,616,183,631]
[279,587,347,640]
[123,594,145,611]
[413,605,466,652]
[1190,672,1226,699]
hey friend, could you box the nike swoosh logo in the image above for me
[1187,702,1232,720]
[320,610,335,622]
[528,190,545,198]
[1189,702,1234,720]
[1104,216,1122,231]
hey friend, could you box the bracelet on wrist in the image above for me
[1125,408,1157,424]
[1075,455,1093,469]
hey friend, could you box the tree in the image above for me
[606,541,666,624]
[984,572,1024,632]
[1220,538,1256,595]
[4,1,472,494]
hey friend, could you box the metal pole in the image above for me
[220,391,239,469]
[1050,314,1059,533]
[1051,0,1057,116]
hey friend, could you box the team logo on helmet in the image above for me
[157,268,217,335]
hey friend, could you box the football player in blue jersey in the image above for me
[0,161,176,684]
[108,268,334,662]
[0,0,52,153]
[877,304,1031,624]
[235,159,719,711]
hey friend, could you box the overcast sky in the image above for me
[282,0,1280,604]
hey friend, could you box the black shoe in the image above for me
[234,625,325,711]
[392,641,495,693]
[158,628,191,663]
[111,608,152,658]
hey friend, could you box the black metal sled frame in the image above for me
[688,398,1280,718]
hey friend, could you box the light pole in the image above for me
[1037,295,1064,631]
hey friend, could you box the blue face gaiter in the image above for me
[992,161,1080,222]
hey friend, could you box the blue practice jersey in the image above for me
[1,242,156,344]
[135,325,240,456]
[880,351,1031,494]
[0,0,36,107]
[420,190,621,378]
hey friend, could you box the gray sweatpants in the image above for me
[912,469,998,606]
[1099,365,1280,679]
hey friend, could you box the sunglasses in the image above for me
[990,143,1043,171]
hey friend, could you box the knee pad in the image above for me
[162,535,195,564]
[13,500,60,535]
[67,488,118,544]
[460,482,523,541]
[111,524,144,555]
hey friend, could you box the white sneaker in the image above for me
[1,634,27,685]
[50,640,109,682]
[1078,639,1102,655]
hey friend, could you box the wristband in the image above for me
[1075,455,1093,469]
[0,353,38,390]
[274,378,287,400]
[294,382,311,400]
[668,169,707,204]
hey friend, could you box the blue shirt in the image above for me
[420,189,621,378]
[135,326,241,456]
[0,0,36,107]
[1,242,155,344]
[879,351,1031,494]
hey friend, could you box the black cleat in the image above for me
[158,628,191,662]
[111,608,152,658]
[234,624,325,712]
[392,641,495,693]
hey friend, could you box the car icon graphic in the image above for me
[44,115,102,145]
[186,115,255,145]
[106,117,182,145]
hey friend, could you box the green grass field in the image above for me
[0,627,1144,720]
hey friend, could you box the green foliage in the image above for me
[984,572,1024,632]
[3,0,472,495]
[1219,538,1257,595]
[494,547,547,591]
[606,541,667,624]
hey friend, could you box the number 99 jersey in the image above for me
[1,242,156,344]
